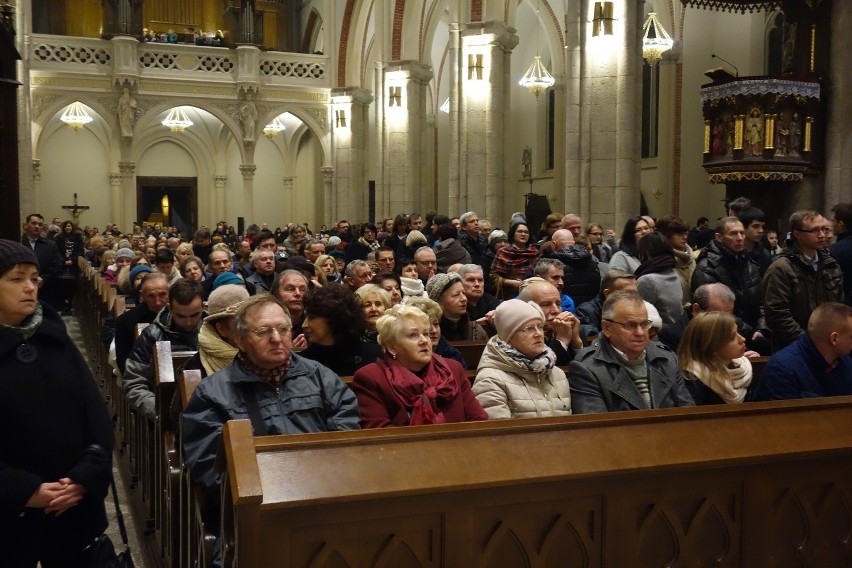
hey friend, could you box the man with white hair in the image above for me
[561,214,583,237]
[458,211,488,267]
[457,263,500,321]
[569,290,694,413]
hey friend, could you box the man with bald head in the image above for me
[757,302,852,400]
[520,277,583,364]
[544,228,601,306]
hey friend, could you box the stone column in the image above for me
[213,175,227,222]
[283,176,296,218]
[109,173,123,225]
[239,164,256,223]
[376,60,433,219]
[825,1,852,207]
[451,21,518,222]
[319,168,334,223]
[118,161,136,229]
[330,87,373,223]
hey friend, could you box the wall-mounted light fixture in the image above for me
[467,54,484,81]
[335,109,347,129]
[388,86,402,107]
[592,2,614,37]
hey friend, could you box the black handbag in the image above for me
[84,475,135,568]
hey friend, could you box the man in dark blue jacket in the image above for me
[829,202,852,301]
[756,302,852,400]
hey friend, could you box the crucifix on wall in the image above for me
[62,193,90,223]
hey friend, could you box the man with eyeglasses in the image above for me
[414,246,437,283]
[182,295,359,565]
[762,210,844,351]
[569,290,694,414]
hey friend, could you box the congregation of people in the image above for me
[5,197,852,564]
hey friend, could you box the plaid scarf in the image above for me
[0,303,43,341]
[237,351,291,388]
[490,244,538,281]
[358,236,381,253]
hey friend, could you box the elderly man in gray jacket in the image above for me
[569,290,694,413]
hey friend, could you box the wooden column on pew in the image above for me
[219,397,852,567]
[178,369,215,568]
[152,340,196,564]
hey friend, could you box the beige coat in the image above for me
[473,336,572,420]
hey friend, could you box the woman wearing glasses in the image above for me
[473,299,571,419]
[0,240,113,565]
[490,220,538,299]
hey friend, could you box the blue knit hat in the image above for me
[129,264,152,284]
[212,271,244,291]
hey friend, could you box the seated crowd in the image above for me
[9,199,852,564]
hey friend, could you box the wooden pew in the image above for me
[219,396,852,567]
[178,369,215,568]
[152,341,196,564]
[448,339,487,369]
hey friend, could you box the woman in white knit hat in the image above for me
[473,299,571,419]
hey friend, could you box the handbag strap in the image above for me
[109,474,130,548]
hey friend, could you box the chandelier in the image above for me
[263,115,286,138]
[162,107,193,133]
[60,102,94,131]
[518,0,555,98]
[642,12,674,66]
[519,55,555,98]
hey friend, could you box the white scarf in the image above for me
[400,276,427,298]
[686,356,752,404]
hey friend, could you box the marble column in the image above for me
[825,1,852,206]
[376,60,433,219]
[118,161,136,229]
[109,173,123,225]
[239,164,256,222]
[450,21,518,222]
[319,168,334,222]
[330,87,373,223]
[213,175,227,222]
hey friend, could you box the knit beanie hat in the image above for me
[206,284,250,323]
[129,264,152,284]
[327,236,342,248]
[406,230,427,248]
[115,247,135,260]
[488,230,508,247]
[212,271,244,291]
[644,301,663,332]
[0,239,39,275]
[426,272,461,302]
[494,299,545,342]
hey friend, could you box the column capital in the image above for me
[460,20,519,52]
[118,161,136,177]
[109,173,123,186]
[381,60,433,85]
[239,164,256,180]
[32,159,40,183]
[213,175,228,186]
[320,166,335,183]
[283,176,295,190]
[331,86,374,107]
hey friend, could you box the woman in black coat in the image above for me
[0,239,113,566]
[54,220,85,315]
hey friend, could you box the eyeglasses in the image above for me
[517,323,544,335]
[797,227,833,235]
[604,319,652,331]
[250,325,291,339]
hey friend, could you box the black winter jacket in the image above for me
[691,240,765,330]
[547,245,601,306]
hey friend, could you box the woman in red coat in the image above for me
[352,304,487,428]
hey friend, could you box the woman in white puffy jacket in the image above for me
[473,299,571,419]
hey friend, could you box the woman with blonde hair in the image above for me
[314,253,341,283]
[677,311,753,405]
[355,284,392,341]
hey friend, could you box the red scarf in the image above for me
[377,354,459,425]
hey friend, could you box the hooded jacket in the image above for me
[435,238,472,273]
[546,244,601,306]
[123,306,202,421]
[473,336,571,419]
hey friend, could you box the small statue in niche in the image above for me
[788,113,801,157]
[521,146,532,178]
[782,22,797,74]
[745,108,763,157]
[117,87,138,138]
[239,98,258,142]
[725,115,735,156]
[711,118,725,157]
[774,114,790,157]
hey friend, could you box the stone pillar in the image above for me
[330,87,373,222]
[451,21,518,222]
[118,161,136,229]
[376,60,433,219]
[283,176,296,217]
[109,173,123,225]
[825,1,852,207]
[213,175,227,222]
[319,168,334,222]
[240,164,256,222]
